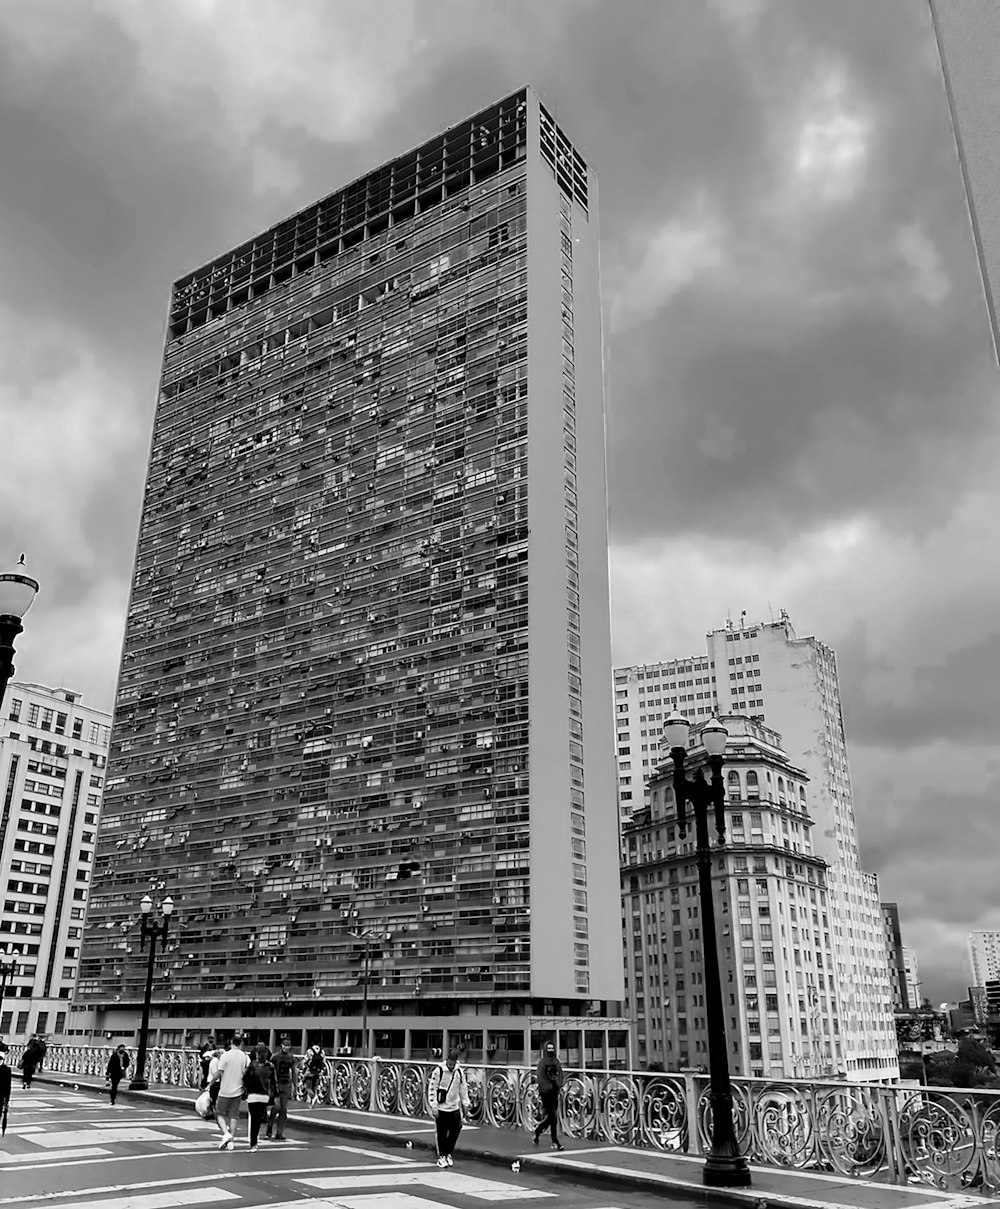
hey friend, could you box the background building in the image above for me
[882,902,912,1011]
[902,946,922,1014]
[621,716,840,1077]
[76,86,627,1064]
[615,612,898,1082]
[0,682,110,1042]
[967,931,1000,988]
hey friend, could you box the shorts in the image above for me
[216,1094,242,1118]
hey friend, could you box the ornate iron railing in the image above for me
[16,1045,1000,1196]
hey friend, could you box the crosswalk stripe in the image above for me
[329,1144,419,1164]
[262,1198,445,1209]
[29,1127,175,1147]
[0,1147,111,1165]
[297,1172,556,1200]
[27,1190,240,1209]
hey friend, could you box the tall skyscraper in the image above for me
[614,614,899,1082]
[77,87,626,1063]
[622,716,840,1079]
[1,682,110,1042]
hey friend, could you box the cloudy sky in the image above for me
[1,0,997,1006]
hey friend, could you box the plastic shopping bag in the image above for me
[194,1090,213,1119]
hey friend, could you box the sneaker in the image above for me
[436,1156,448,1168]
[265,1131,272,1140]
[274,1135,286,1141]
[217,1132,232,1150]
[226,1140,234,1151]
[249,1145,258,1153]
[445,1155,454,1167]
[532,1133,539,1147]
[552,1142,565,1152]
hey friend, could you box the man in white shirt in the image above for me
[214,1033,250,1150]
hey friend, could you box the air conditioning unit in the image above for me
[337,1046,353,1057]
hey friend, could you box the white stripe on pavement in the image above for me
[328,1144,420,1164]
[261,1198,445,1209]
[26,1190,240,1209]
[1,1160,435,1199]
[30,1128,176,1147]
[298,1172,556,1201]
[0,1148,111,1164]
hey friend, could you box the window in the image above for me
[40,708,53,731]
[72,718,83,738]
[9,697,21,721]
[28,704,39,726]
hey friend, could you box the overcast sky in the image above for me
[1,0,996,1007]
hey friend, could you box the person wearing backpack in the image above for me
[301,1044,326,1108]
[243,1045,275,1153]
[266,1036,295,1141]
[428,1049,471,1168]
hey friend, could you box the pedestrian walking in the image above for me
[532,1040,565,1150]
[199,1038,216,1089]
[428,1049,471,1168]
[214,1032,250,1151]
[266,1036,295,1141]
[105,1045,130,1106]
[204,1044,223,1118]
[19,1035,43,1089]
[0,1043,11,1133]
[301,1044,326,1108]
[244,1045,275,1153]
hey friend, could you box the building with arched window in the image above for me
[621,715,840,1079]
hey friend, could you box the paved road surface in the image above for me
[0,1085,714,1209]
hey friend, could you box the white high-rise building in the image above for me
[968,931,1000,988]
[614,613,899,1082]
[0,682,111,1043]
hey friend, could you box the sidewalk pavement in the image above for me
[32,1072,1000,1209]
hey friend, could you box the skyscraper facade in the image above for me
[614,613,898,1081]
[77,87,626,1063]
[1,682,110,1042]
[622,716,840,1078]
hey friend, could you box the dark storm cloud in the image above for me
[603,2,998,546]
[838,621,1000,751]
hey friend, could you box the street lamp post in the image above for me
[663,712,751,1189]
[0,946,19,1027]
[128,894,174,1091]
[350,929,390,1056]
[0,556,40,712]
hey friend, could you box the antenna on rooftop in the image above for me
[768,602,774,623]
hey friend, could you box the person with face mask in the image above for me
[532,1040,565,1150]
[428,1048,471,1167]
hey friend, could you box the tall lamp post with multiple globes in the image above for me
[0,555,40,712]
[662,711,752,1189]
[128,894,174,1091]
